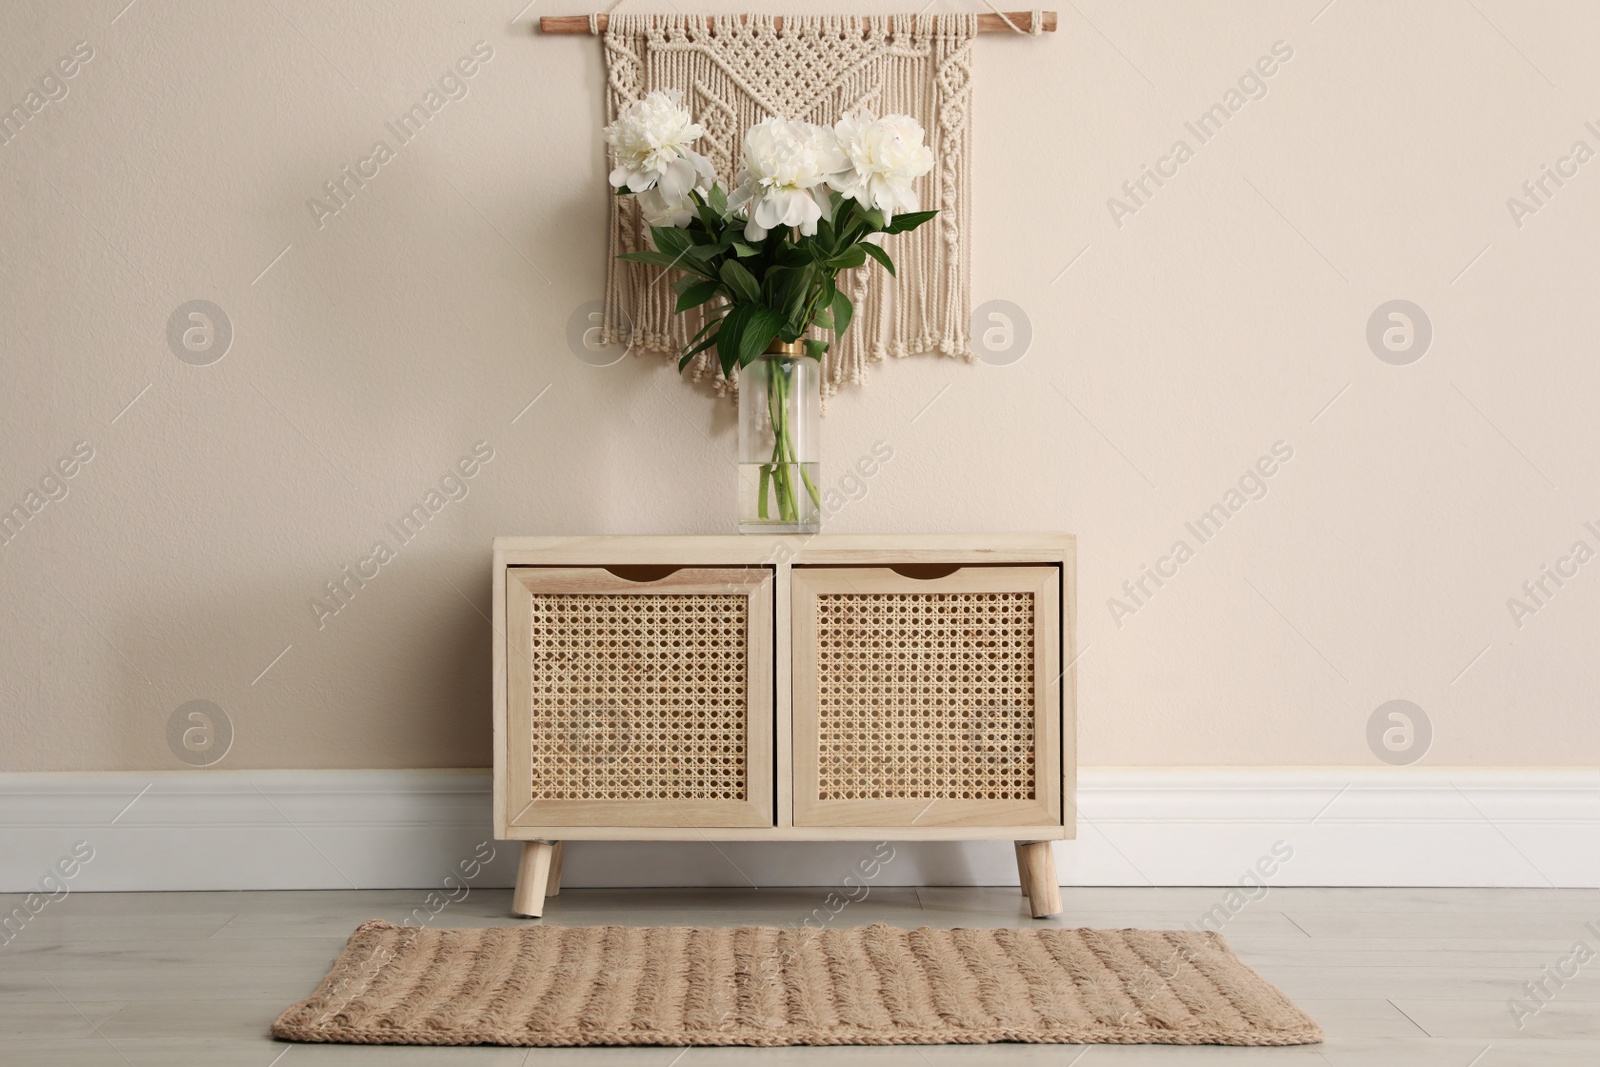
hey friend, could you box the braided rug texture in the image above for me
[272,920,1322,1047]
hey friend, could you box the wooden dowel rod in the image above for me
[539,11,1057,34]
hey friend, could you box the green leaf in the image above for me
[770,264,814,328]
[621,232,715,277]
[651,225,696,260]
[861,241,895,277]
[715,303,752,378]
[774,245,811,267]
[678,332,718,371]
[695,198,722,232]
[790,265,816,324]
[653,225,718,268]
[687,305,728,345]
[675,278,721,313]
[681,241,720,263]
[719,260,761,304]
[719,230,759,258]
[862,207,887,231]
[708,184,728,216]
[816,218,836,253]
[758,264,786,305]
[803,338,829,361]
[809,278,837,329]
[830,289,854,337]
[737,306,785,367]
[884,209,938,234]
[826,245,868,270]
[716,301,787,374]
[832,192,852,227]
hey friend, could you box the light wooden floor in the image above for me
[3,886,1598,1065]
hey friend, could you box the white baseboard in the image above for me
[1,768,1595,892]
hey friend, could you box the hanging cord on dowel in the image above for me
[979,2,1044,35]
[591,0,630,37]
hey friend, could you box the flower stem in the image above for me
[799,460,820,510]
[756,355,814,525]
[778,379,797,522]
[767,365,793,521]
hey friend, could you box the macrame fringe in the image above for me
[599,13,977,402]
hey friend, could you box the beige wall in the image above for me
[3,1,1596,771]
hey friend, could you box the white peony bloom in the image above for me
[604,89,716,199]
[828,111,934,219]
[727,118,846,241]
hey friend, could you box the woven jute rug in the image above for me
[272,920,1321,1047]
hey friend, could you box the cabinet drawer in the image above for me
[791,565,1062,828]
[505,566,774,828]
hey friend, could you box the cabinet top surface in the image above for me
[493,533,1074,564]
[494,532,1073,548]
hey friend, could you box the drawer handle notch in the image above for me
[888,564,963,580]
[603,565,683,583]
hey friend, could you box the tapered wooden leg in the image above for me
[545,841,565,898]
[512,841,555,918]
[1015,841,1031,895]
[1016,841,1062,918]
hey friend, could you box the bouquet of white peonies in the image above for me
[603,89,937,376]
[602,90,937,530]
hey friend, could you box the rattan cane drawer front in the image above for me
[505,567,774,828]
[791,566,1062,828]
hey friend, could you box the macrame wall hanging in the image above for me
[543,11,1055,399]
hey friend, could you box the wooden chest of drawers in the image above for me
[493,534,1076,917]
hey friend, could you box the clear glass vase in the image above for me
[738,342,820,534]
